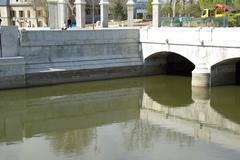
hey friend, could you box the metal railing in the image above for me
[160,16,240,27]
[0,33,2,57]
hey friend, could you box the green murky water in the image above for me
[0,75,240,160]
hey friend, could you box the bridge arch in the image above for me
[211,58,240,86]
[144,51,195,76]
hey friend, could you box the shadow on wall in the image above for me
[143,52,195,77]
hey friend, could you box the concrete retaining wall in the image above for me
[19,29,142,86]
[0,27,143,89]
[0,57,25,89]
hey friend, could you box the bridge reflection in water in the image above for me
[0,76,240,158]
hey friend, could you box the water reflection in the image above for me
[211,86,240,124]
[122,119,194,152]
[141,81,240,150]
[144,76,193,106]
[48,128,96,155]
[0,76,240,159]
[0,79,142,143]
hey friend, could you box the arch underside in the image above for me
[211,58,240,86]
[144,51,195,77]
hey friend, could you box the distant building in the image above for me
[68,0,100,24]
[0,0,47,27]
[85,0,100,23]
[134,0,147,18]
[83,0,148,23]
[0,0,148,27]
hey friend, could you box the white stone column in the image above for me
[99,0,109,28]
[47,0,59,29]
[127,0,135,27]
[75,0,86,28]
[152,0,161,27]
[1,6,11,25]
[58,0,69,28]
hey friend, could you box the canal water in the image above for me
[0,75,240,160]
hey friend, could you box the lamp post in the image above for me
[224,0,227,27]
[92,0,95,29]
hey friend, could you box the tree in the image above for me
[146,0,153,17]
[162,3,171,17]
[109,0,127,21]
[32,0,48,27]
[234,0,240,9]
[186,3,202,17]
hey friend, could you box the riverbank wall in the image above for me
[0,26,143,89]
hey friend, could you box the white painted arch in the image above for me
[140,27,240,70]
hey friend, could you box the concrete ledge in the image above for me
[0,57,25,65]
[20,29,139,47]
[26,65,143,87]
[25,56,142,74]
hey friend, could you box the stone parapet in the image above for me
[0,26,19,57]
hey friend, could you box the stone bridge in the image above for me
[1,26,240,89]
[140,27,240,87]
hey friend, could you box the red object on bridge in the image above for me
[214,4,232,11]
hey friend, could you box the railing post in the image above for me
[152,0,161,27]
[75,0,86,28]
[47,0,69,29]
[99,0,109,28]
[127,0,135,27]
[0,33,2,57]
[58,0,69,29]
[47,0,59,29]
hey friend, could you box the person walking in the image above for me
[67,19,72,28]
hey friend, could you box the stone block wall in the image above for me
[0,57,25,89]
[0,26,19,57]
[19,29,143,87]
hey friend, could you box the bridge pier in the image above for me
[192,46,211,87]
[192,67,210,87]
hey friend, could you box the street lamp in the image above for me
[224,0,227,27]
[92,0,95,29]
